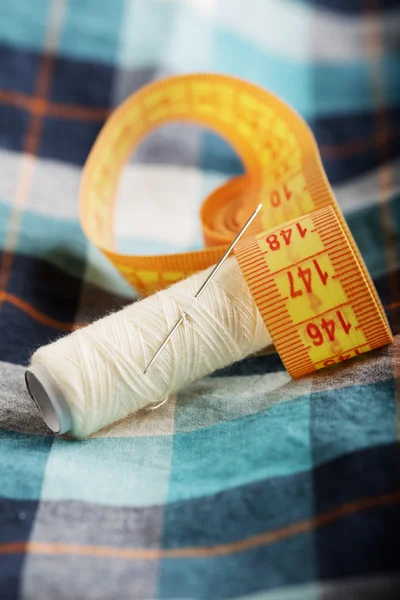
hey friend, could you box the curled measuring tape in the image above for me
[80,73,392,378]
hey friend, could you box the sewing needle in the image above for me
[143,203,263,376]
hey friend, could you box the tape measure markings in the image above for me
[234,205,391,377]
[80,73,393,378]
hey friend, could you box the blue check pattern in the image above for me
[0,1,400,598]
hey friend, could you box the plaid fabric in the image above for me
[1,0,400,598]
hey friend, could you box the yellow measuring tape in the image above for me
[80,73,393,378]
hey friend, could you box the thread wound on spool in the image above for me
[27,257,271,439]
[27,74,392,439]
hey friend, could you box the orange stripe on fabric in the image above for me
[0,89,110,122]
[0,291,77,331]
[0,53,56,312]
[0,0,71,322]
[24,54,55,157]
[1,490,399,560]
[385,301,400,311]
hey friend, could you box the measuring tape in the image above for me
[80,73,392,378]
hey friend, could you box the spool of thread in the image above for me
[26,256,271,439]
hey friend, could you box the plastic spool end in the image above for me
[25,364,72,435]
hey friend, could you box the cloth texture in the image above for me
[1,0,400,598]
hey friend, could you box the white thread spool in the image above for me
[26,256,271,439]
